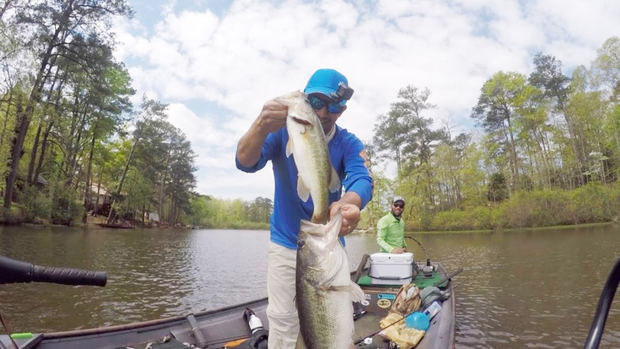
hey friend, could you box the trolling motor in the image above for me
[243,308,268,349]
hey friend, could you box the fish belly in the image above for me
[297,277,354,348]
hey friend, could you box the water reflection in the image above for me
[1,224,619,348]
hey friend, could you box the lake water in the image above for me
[0,223,619,348]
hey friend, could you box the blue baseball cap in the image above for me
[304,69,354,106]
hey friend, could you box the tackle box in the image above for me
[368,252,414,285]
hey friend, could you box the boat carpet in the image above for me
[357,271,442,289]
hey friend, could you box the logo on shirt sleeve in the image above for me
[359,149,370,168]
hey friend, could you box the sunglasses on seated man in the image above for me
[393,203,404,209]
[306,94,345,114]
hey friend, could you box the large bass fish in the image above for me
[295,210,365,348]
[276,90,363,348]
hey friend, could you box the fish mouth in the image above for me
[291,116,312,126]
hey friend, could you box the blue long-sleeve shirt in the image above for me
[236,125,373,249]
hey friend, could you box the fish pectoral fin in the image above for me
[328,166,341,192]
[350,281,365,303]
[326,285,353,293]
[297,177,310,202]
[321,282,365,301]
[295,334,307,349]
[286,138,293,157]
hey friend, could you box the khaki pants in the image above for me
[267,242,299,349]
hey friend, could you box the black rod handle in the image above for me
[0,256,106,287]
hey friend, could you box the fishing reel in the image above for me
[243,308,268,349]
[422,259,435,277]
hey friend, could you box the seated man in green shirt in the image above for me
[377,196,407,253]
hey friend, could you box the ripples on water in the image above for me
[1,224,619,348]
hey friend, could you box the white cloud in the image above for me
[166,103,236,148]
[114,0,620,200]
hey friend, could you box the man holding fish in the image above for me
[236,68,373,348]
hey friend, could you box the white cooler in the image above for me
[369,252,414,285]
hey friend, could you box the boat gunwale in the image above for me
[41,297,268,339]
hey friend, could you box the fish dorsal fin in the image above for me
[286,137,293,158]
[297,177,310,202]
[328,166,341,193]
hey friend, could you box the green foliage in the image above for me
[487,173,508,202]
[568,183,615,223]
[0,204,26,224]
[367,38,618,233]
[359,171,392,229]
[429,207,494,231]
[20,186,51,221]
[589,36,620,94]
[409,183,619,231]
[187,195,271,229]
[373,86,445,172]
[50,194,84,226]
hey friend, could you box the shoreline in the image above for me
[5,217,616,233]
[353,220,616,235]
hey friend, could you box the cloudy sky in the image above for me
[111,0,618,201]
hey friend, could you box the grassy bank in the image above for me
[420,184,619,231]
[404,221,615,235]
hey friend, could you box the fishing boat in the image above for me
[1,255,617,349]
[0,254,455,349]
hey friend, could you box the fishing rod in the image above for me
[353,267,463,345]
[405,236,435,276]
[405,236,429,261]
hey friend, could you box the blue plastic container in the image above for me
[405,312,430,331]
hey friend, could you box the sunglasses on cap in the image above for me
[307,94,345,114]
[393,202,404,208]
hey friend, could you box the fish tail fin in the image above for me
[350,281,365,303]
[274,90,303,107]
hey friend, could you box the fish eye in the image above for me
[297,240,305,249]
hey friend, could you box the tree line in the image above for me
[364,37,619,231]
[188,195,272,229]
[2,1,616,231]
[0,0,196,226]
